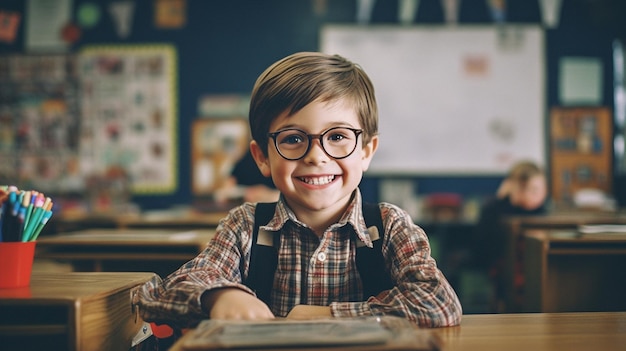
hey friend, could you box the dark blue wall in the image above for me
[1,0,624,208]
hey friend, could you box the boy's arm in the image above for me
[131,204,260,327]
[331,204,463,327]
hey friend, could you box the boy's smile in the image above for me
[250,98,378,232]
[298,175,336,186]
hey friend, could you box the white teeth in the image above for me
[300,175,335,185]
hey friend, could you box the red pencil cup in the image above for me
[0,241,37,288]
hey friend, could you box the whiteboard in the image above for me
[321,25,546,175]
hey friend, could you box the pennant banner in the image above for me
[356,0,376,24]
[0,11,21,43]
[442,0,460,25]
[487,0,506,23]
[312,0,328,17]
[398,0,419,25]
[109,1,135,38]
[155,0,187,29]
[539,0,562,28]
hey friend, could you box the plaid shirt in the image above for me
[132,190,462,328]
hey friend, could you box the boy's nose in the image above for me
[303,139,329,164]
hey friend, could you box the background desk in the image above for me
[438,312,626,351]
[49,210,228,234]
[500,210,626,312]
[0,272,155,351]
[36,229,216,277]
[524,229,626,312]
[503,210,626,237]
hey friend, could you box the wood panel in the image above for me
[524,230,626,312]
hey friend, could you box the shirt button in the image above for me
[317,252,326,262]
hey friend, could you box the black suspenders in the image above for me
[243,202,394,306]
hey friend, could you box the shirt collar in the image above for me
[260,190,374,248]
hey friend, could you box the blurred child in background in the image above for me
[473,160,548,311]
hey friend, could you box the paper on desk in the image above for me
[181,317,437,350]
[578,224,626,234]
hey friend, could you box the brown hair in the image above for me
[248,52,378,155]
[507,160,544,184]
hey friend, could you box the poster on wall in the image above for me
[191,118,249,195]
[79,44,178,194]
[0,54,80,194]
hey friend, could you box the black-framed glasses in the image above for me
[267,127,363,161]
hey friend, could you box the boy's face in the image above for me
[509,174,547,211]
[250,99,378,219]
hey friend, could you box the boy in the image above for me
[132,52,462,328]
[474,160,547,311]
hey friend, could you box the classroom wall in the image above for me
[1,0,624,209]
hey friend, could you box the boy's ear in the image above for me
[361,135,378,171]
[250,140,272,177]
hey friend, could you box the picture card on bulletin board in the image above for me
[191,118,250,195]
[321,25,546,175]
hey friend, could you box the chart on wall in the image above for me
[321,25,545,174]
[79,45,177,194]
[0,54,80,193]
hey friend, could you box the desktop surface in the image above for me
[439,312,626,351]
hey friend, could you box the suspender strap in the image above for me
[244,202,278,306]
[245,202,394,306]
[357,202,395,299]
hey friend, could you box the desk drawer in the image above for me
[0,304,71,350]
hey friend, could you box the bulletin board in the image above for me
[321,25,546,175]
[78,44,178,194]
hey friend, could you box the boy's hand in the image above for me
[286,305,332,320]
[202,288,275,320]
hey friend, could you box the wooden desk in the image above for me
[500,210,626,312]
[50,210,228,233]
[36,229,215,277]
[116,211,228,229]
[503,210,626,238]
[524,230,626,312]
[0,272,155,351]
[438,312,626,351]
